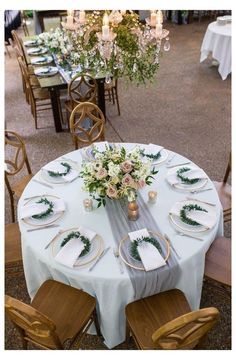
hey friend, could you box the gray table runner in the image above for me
[105,194,181,300]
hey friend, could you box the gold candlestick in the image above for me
[148,190,157,204]
[128,200,139,221]
[83,198,93,212]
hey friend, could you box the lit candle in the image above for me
[156,10,163,24]
[150,10,157,27]
[83,198,93,212]
[148,190,157,204]
[79,10,86,24]
[102,13,110,40]
[128,201,139,221]
[67,10,74,26]
[156,10,163,38]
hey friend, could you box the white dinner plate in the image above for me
[31,56,53,65]
[27,47,48,55]
[21,195,65,227]
[169,199,217,233]
[141,147,169,165]
[51,228,104,267]
[166,165,208,191]
[24,39,41,47]
[40,160,80,184]
[34,66,58,77]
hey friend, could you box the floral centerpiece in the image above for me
[39,10,169,85]
[80,145,158,207]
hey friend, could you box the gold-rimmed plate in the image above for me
[118,230,170,271]
[51,228,104,267]
[21,195,65,227]
[40,160,80,184]
[166,165,208,191]
[169,200,217,233]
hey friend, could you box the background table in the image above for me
[200,21,231,80]
[18,143,223,348]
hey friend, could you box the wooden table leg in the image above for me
[49,88,63,132]
[96,79,106,120]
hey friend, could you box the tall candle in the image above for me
[79,10,86,24]
[156,23,163,38]
[67,10,74,26]
[156,10,163,24]
[150,11,157,27]
[102,13,110,40]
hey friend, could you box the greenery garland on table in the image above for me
[130,236,162,261]
[180,204,208,226]
[60,231,91,257]
[140,149,161,161]
[32,198,54,219]
[176,167,200,184]
[48,162,72,177]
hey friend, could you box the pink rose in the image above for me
[106,185,118,198]
[120,160,133,173]
[96,168,107,180]
[122,174,133,186]
[138,179,146,188]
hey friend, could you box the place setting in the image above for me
[50,226,105,268]
[27,47,48,56]
[166,164,209,191]
[31,55,53,65]
[19,194,66,231]
[168,199,217,240]
[118,228,170,271]
[82,141,111,160]
[34,66,59,77]
[23,38,42,47]
[40,159,80,184]
[139,143,169,165]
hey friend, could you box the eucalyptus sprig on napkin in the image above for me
[47,162,72,177]
[32,198,54,219]
[177,167,200,184]
[130,236,162,261]
[61,231,91,257]
[180,204,208,226]
[140,148,162,161]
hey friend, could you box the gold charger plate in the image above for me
[22,194,65,227]
[118,230,170,271]
[51,227,104,267]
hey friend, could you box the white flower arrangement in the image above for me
[80,145,158,207]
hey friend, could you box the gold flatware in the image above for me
[175,230,204,241]
[186,197,216,207]
[27,224,60,233]
[166,161,191,169]
[190,188,213,194]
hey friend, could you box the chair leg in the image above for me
[93,310,101,336]
[9,193,15,222]
[115,89,121,116]
[126,321,131,345]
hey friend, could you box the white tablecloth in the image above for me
[18,143,223,349]
[200,21,231,80]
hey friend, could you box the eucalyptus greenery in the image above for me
[32,198,54,219]
[60,231,91,257]
[140,149,161,161]
[48,162,72,177]
[177,167,200,184]
[39,11,162,85]
[130,236,162,261]
[180,204,208,226]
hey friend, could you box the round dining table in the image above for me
[200,20,231,80]
[18,143,223,349]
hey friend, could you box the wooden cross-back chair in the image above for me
[18,57,52,129]
[5,279,101,350]
[65,73,98,115]
[69,101,105,149]
[5,130,33,222]
[213,152,231,223]
[125,289,219,350]
[11,30,28,66]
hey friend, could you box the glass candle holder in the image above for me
[83,198,93,212]
[128,200,139,221]
[148,190,157,204]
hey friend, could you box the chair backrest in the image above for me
[5,130,32,178]
[18,56,35,99]
[152,307,219,350]
[223,151,231,184]
[5,295,63,349]
[69,102,105,149]
[68,73,97,106]
[11,30,28,65]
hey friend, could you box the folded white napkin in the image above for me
[144,143,164,156]
[43,162,78,182]
[167,167,207,186]
[20,198,65,219]
[170,202,216,229]
[128,228,166,271]
[55,226,96,268]
[94,141,109,152]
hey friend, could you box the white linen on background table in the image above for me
[200,21,231,80]
[18,144,223,349]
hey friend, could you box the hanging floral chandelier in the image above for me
[40,10,170,85]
